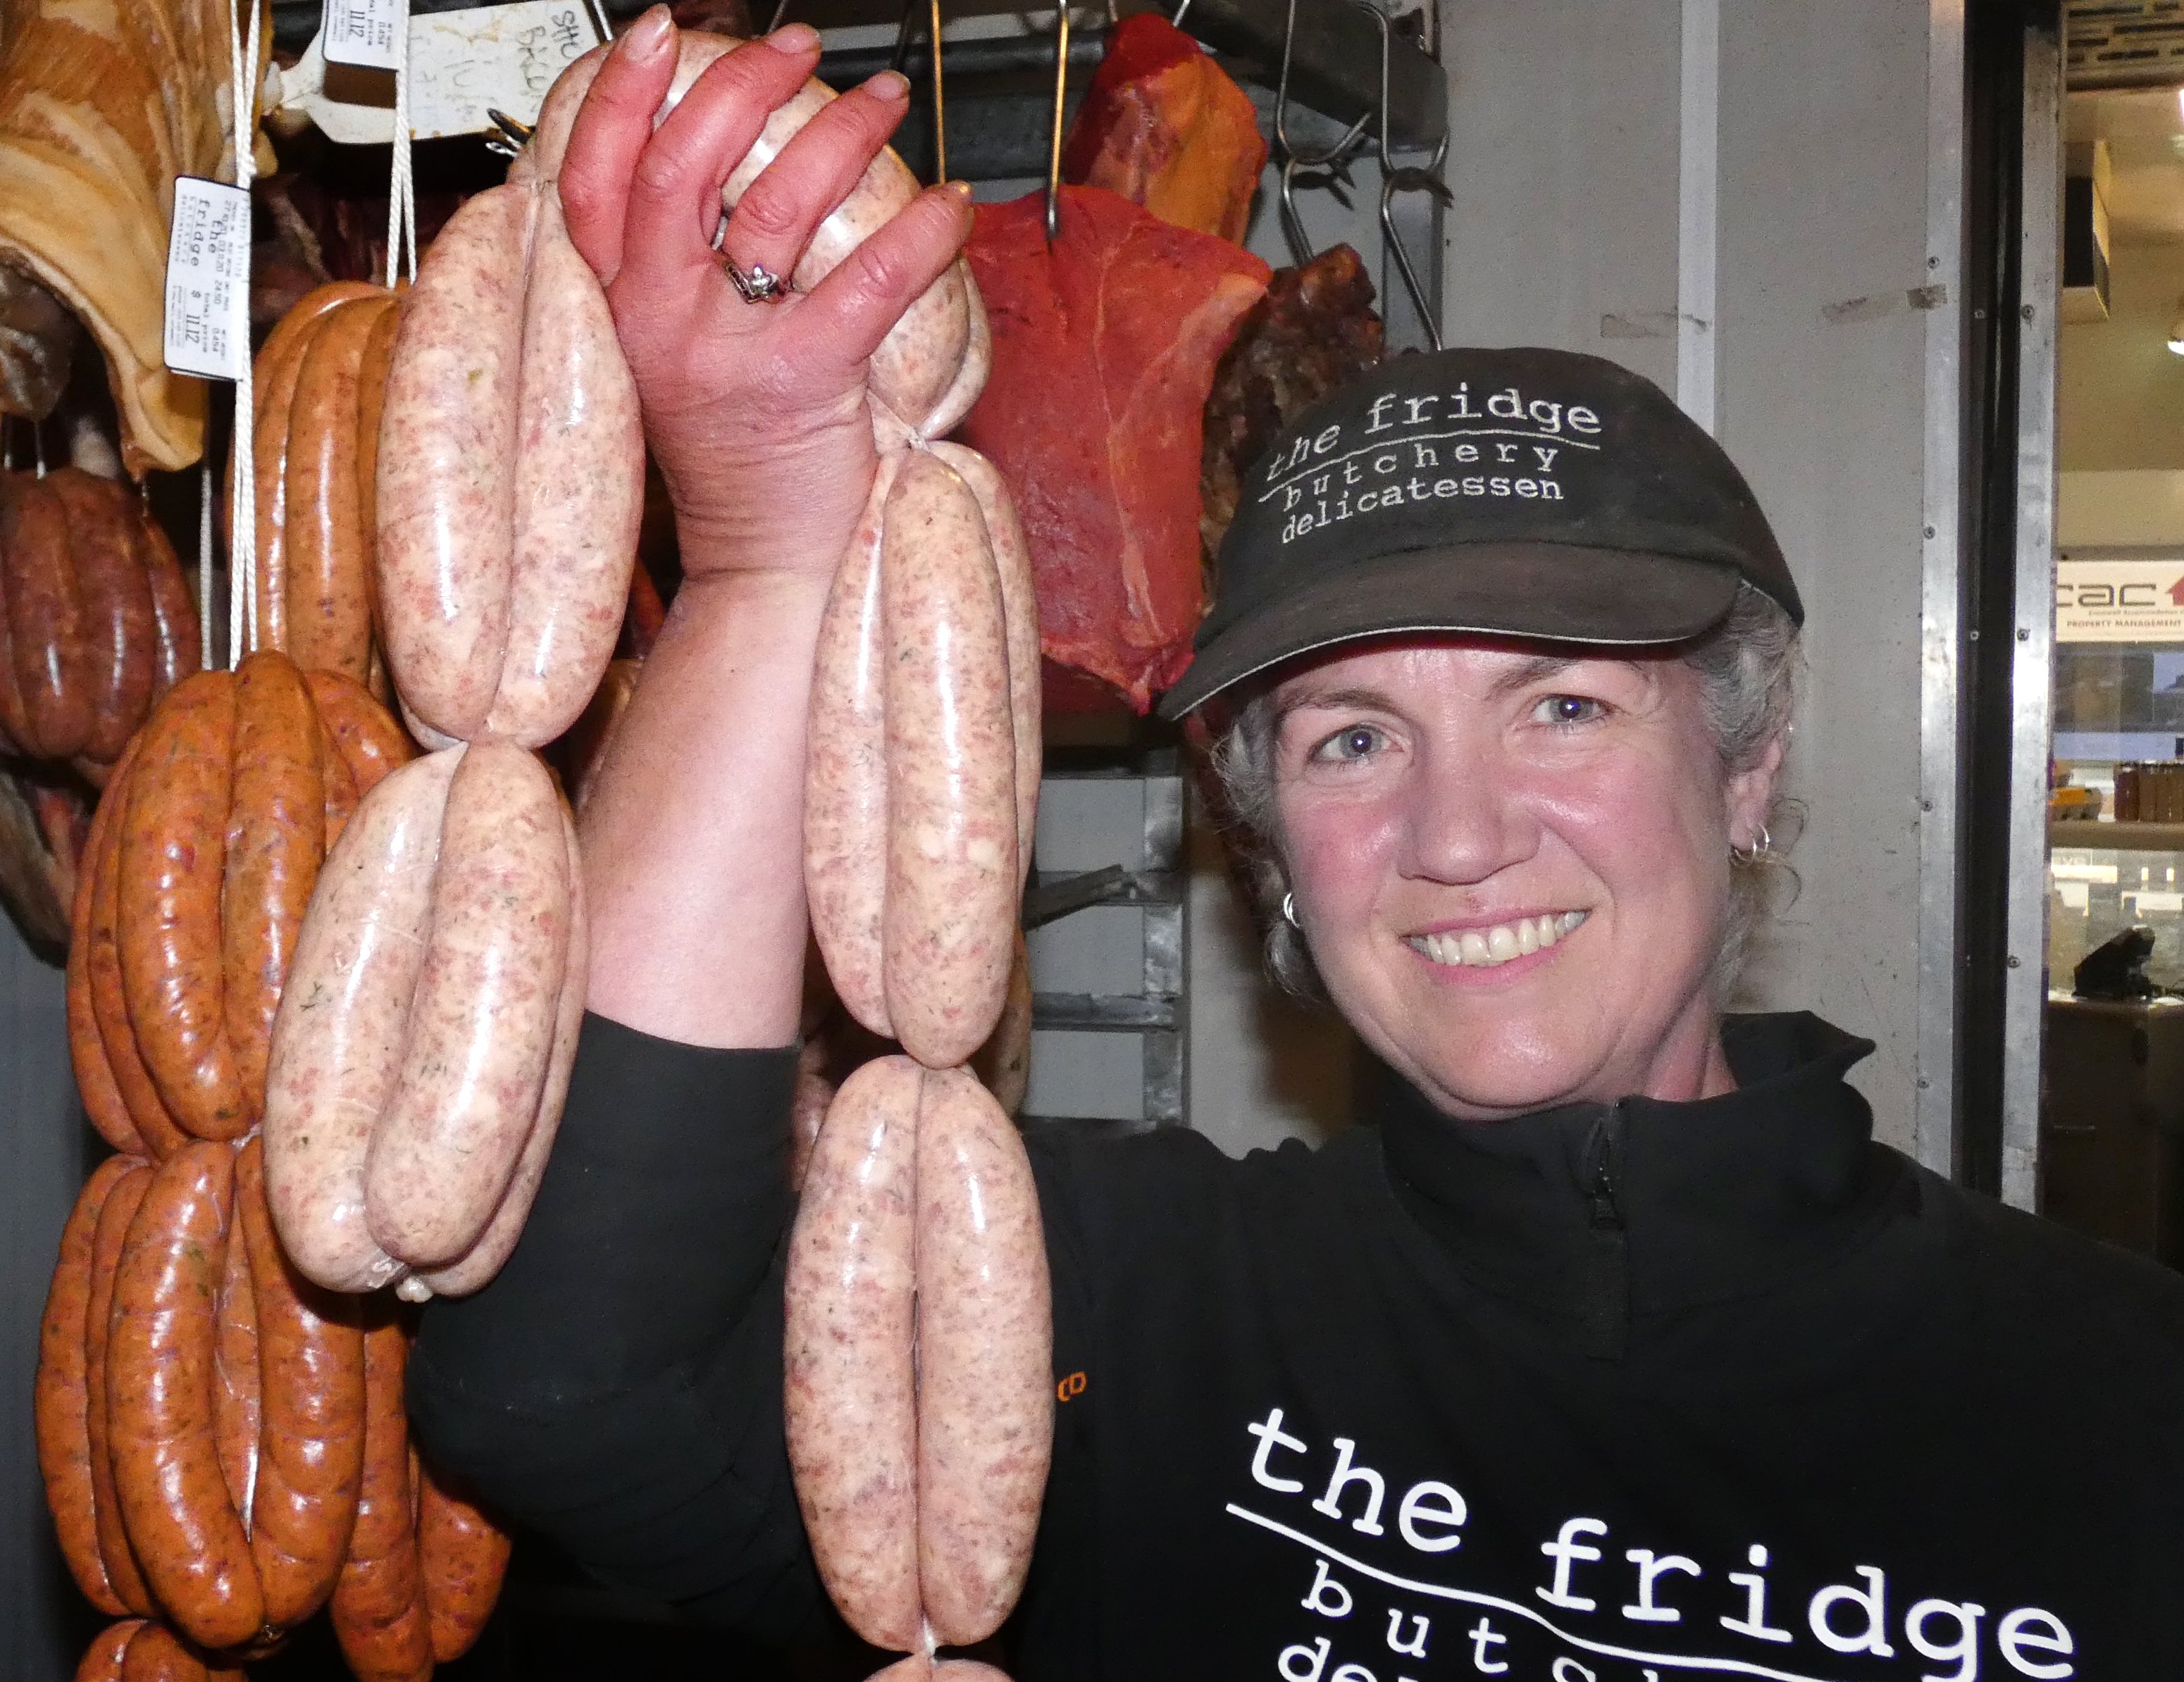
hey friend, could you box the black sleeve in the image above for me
[406,1011,833,1644]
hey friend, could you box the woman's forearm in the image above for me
[579,558,833,1048]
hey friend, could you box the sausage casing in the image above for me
[783,1053,922,1651]
[366,742,570,1269]
[485,185,643,748]
[265,749,459,1292]
[285,298,389,683]
[415,1461,511,1662]
[238,1135,367,1629]
[36,1154,139,1616]
[85,1164,155,1617]
[805,453,897,1040]
[132,504,199,699]
[306,671,414,802]
[74,1620,141,1682]
[47,469,156,766]
[376,184,539,742]
[213,1197,259,1523]
[3,471,93,756]
[924,441,1040,877]
[879,451,1017,1068]
[118,673,246,1140]
[69,743,147,1156]
[914,1068,1052,1645]
[411,795,586,1299]
[89,756,190,1161]
[107,1141,264,1650]
[223,651,327,1121]
[330,1313,433,1682]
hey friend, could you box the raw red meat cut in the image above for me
[956,186,1269,713]
[1061,14,1268,247]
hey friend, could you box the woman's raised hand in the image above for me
[557,9,974,579]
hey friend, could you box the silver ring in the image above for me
[1281,892,1300,928]
[724,256,790,304]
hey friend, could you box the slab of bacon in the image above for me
[1061,14,1267,247]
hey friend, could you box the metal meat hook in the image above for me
[1046,1,1072,244]
[1345,0,1449,351]
[1272,0,1371,267]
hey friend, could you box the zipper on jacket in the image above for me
[1580,1106,1630,1362]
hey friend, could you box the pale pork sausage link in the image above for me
[375,185,540,742]
[784,1054,923,1652]
[914,1067,1052,1645]
[264,749,464,1293]
[485,187,644,748]
[364,743,571,1269]
[880,451,1017,1069]
[916,266,992,442]
[409,797,588,1300]
[805,453,898,1040]
[925,441,1040,876]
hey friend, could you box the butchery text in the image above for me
[1260,385,1602,544]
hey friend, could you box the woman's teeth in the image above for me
[1409,911,1587,968]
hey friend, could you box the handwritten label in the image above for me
[323,0,406,70]
[407,1,602,140]
[162,177,252,382]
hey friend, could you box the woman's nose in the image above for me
[1396,744,1538,885]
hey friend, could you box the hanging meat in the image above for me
[517,32,1050,1675]
[1060,14,1267,246]
[0,0,273,470]
[0,466,199,780]
[1199,243,1384,563]
[248,282,403,688]
[955,185,1268,711]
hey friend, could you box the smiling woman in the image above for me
[1210,583,1800,1011]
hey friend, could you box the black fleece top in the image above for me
[409,1011,2184,1681]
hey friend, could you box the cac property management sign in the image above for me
[2057,557,2184,643]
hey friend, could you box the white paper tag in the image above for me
[323,0,407,70]
[408,1,602,141]
[163,177,253,382]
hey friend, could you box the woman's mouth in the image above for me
[1406,911,1589,969]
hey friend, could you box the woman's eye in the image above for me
[1533,694,1606,727]
[1312,724,1386,763]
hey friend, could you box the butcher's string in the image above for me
[226,0,263,666]
[387,6,418,287]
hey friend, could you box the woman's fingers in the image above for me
[787,183,975,376]
[558,8,678,286]
[719,73,914,287]
[619,31,824,300]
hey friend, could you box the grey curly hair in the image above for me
[1206,584,1801,999]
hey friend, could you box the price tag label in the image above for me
[162,177,252,382]
[323,0,407,70]
[407,1,602,140]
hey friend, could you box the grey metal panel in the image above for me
[0,923,95,1681]
[1715,0,1935,1152]
[2004,25,2065,1210]
[1439,0,1682,391]
[1918,0,1968,1177]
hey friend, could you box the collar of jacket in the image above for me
[1372,1011,1888,1359]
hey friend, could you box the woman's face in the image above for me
[1269,637,1782,1120]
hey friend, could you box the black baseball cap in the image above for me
[1158,347,1803,718]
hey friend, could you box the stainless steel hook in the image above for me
[1272,0,1371,266]
[483,107,533,160]
[1046,2,1072,243]
[1345,0,1449,351]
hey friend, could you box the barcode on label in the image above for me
[324,0,406,70]
[162,177,252,383]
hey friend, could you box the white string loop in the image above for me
[225,0,263,667]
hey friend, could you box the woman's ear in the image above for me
[1725,732,1787,849]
